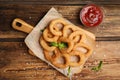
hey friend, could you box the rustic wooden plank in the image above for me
[0,0,120,5]
[0,41,120,80]
[0,5,120,40]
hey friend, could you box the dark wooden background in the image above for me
[0,0,120,80]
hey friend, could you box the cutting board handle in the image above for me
[12,18,36,57]
[12,18,33,33]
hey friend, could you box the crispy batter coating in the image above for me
[69,30,86,43]
[40,37,56,51]
[59,37,74,53]
[39,18,93,69]
[49,18,68,36]
[63,25,77,37]
[52,53,70,69]
[69,51,85,67]
[43,48,60,62]
[63,25,80,42]
[43,28,59,42]
[73,43,93,57]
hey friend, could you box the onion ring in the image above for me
[69,30,86,43]
[43,48,60,62]
[39,36,56,51]
[63,25,80,42]
[73,43,93,57]
[63,25,77,37]
[49,18,68,36]
[52,53,70,69]
[43,28,59,42]
[69,51,85,67]
[39,18,95,69]
[59,37,74,53]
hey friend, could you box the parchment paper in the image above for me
[25,8,95,77]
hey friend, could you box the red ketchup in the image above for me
[80,4,103,27]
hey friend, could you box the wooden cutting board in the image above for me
[12,8,96,77]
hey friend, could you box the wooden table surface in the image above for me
[0,0,120,80]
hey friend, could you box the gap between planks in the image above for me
[0,41,120,80]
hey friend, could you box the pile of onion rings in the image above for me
[40,18,93,69]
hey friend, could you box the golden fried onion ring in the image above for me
[43,28,59,42]
[69,30,86,43]
[39,18,94,69]
[73,43,93,57]
[40,37,56,51]
[43,49,60,62]
[63,25,77,37]
[49,18,68,36]
[63,25,80,42]
[69,51,85,67]
[52,53,70,68]
[59,37,74,53]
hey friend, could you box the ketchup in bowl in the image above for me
[80,4,103,27]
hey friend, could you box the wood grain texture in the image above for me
[0,4,120,40]
[0,41,120,80]
[0,0,120,5]
[0,1,120,80]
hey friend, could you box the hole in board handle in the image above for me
[16,22,22,27]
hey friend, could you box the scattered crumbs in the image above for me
[23,68,26,70]
[53,71,56,76]
[19,43,23,47]
[93,51,96,55]
[94,61,98,65]
[103,54,106,57]
[26,62,29,65]
[31,75,34,77]
[29,17,32,19]
[3,70,6,72]
[79,74,83,77]
[23,53,26,55]
[102,26,105,29]
[96,45,99,48]
[96,28,99,32]
[74,75,78,78]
